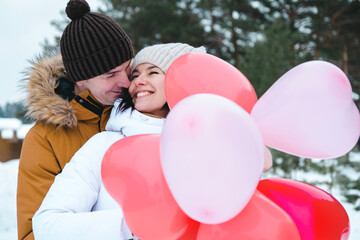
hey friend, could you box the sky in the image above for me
[0,0,103,107]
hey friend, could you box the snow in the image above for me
[0,118,34,139]
[0,119,22,131]
[0,160,18,240]
[353,92,359,101]
[350,151,360,162]
[0,159,359,239]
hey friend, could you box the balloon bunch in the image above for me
[102,53,360,239]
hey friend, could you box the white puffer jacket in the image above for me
[33,99,165,240]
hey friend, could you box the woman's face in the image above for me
[129,63,168,118]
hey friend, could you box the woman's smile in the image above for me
[135,90,154,98]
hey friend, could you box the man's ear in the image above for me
[74,80,86,95]
[75,81,83,87]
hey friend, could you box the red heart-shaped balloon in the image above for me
[165,52,257,112]
[101,134,196,240]
[197,190,301,240]
[257,178,350,240]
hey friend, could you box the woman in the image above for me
[32,43,206,240]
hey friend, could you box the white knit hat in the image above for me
[131,43,206,74]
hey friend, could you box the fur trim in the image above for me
[23,54,77,128]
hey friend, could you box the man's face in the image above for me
[76,60,131,106]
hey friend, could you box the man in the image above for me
[16,0,134,239]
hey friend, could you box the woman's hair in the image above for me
[117,89,134,112]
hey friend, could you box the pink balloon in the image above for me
[251,60,360,159]
[161,94,264,224]
[101,134,195,240]
[257,178,350,240]
[165,52,257,113]
[197,191,301,240]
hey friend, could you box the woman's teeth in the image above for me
[137,92,151,97]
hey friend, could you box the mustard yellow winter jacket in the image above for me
[16,54,112,240]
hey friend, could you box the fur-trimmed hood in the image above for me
[23,54,77,127]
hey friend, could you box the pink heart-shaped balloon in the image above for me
[251,60,360,158]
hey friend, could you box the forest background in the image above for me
[2,0,360,211]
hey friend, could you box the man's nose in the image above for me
[116,72,130,88]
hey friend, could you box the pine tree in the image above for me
[0,106,4,118]
[194,0,268,65]
[103,0,205,51]
[239,18,300,97]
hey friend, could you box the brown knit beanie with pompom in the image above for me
[60,0,134,82]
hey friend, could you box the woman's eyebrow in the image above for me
[132,65,160,74]
[147,65,160,70]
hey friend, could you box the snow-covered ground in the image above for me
[0,159,18,240]
[1,159,359,239]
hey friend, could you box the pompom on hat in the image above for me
[131,43,206,74]
[60,0,134,82]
